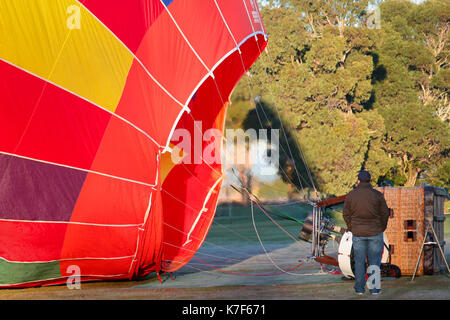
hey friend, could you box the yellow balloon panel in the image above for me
[0,0,133,112]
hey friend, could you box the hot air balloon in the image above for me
[0,0,267,287]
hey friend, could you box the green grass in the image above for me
[444,215,450,240]
[255,180,291,200]
[208,202,313,245]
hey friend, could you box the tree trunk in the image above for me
[237,165,253,205]
[287,182,295,200]
[405,167,420,187]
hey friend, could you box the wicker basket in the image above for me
[375,186,447,276]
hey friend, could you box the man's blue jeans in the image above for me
[352,232,383,293]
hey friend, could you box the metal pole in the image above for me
[411,225,427,281]
[429,222,450,274]
[311,207,316,257]
[411,221,449,281]
[311,206,316,257]
[318,207,322,256]
[311,205,321,258]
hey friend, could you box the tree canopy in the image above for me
[228,0,449,196]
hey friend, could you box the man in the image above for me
[343,170,390,295]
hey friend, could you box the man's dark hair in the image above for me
[358,170,371,182]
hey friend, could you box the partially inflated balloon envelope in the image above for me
[0,0,267,287]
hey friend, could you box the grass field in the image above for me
[209,202,311,244]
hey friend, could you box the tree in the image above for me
[409,0,450,122]
[227,0,449,196]
[373,0,450,187]
[250,0,385,195]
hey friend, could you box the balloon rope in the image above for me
[162,241,245,262]
[192,255,304,277]
[161,188,259,244]
[223,2,318,197]
[209,2,307,193]
[243,189,310,252]
[159,189,313,275]
[320,265,342,275]
[257,50,319,198]
[163,222,258,258]
[249,198,311,276]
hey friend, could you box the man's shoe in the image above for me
[354,291,364,295]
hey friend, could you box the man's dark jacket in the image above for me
[343,181,390,237]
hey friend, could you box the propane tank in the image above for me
[338,231,390,278]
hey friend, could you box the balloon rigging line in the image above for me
[160,123,318,275]
[249,197,308,276]
[243,188,310,252]
[252,75,309,191]
[229,176,313,254]
[226,2,318,198]
[158,192,316,278]
[156,4,322,277]
[161,183,259,249]
[146,5,335,279]
[161,223,309,274]
[160,188,263,244]
[252,99,305,189]
[159,185,326,278]
[259,200,309,207]
[159,2,311,200]
[161,221,314,272]
[255,82,309,193]
[163,256,301,268]
[0,57,162,149]
[128,49,324,277]
[230,173,313,253]
[288,121,318,196]
[233,58,305,194]
[229,48,312,195]
[252,98,315,189]
[248,25,320,199]
[162,258,307,278]
[164,215,258,250]
[80,0,312,202]
[75,0,185,109]
[160,187,312,269]
[238,0,311,194]
[168,78,308,217]
[253,100,312,189]
[193,255,305,277]
[211,0,308,195]
[159,0,212,75]
[243,187,306,225]
[176,259,333,278]
[229,168,308,226]
[162,222,261,259]
[12,29,73,157]
[259,66,319,198]
[162,242,246,263]
[160,174,305,251]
